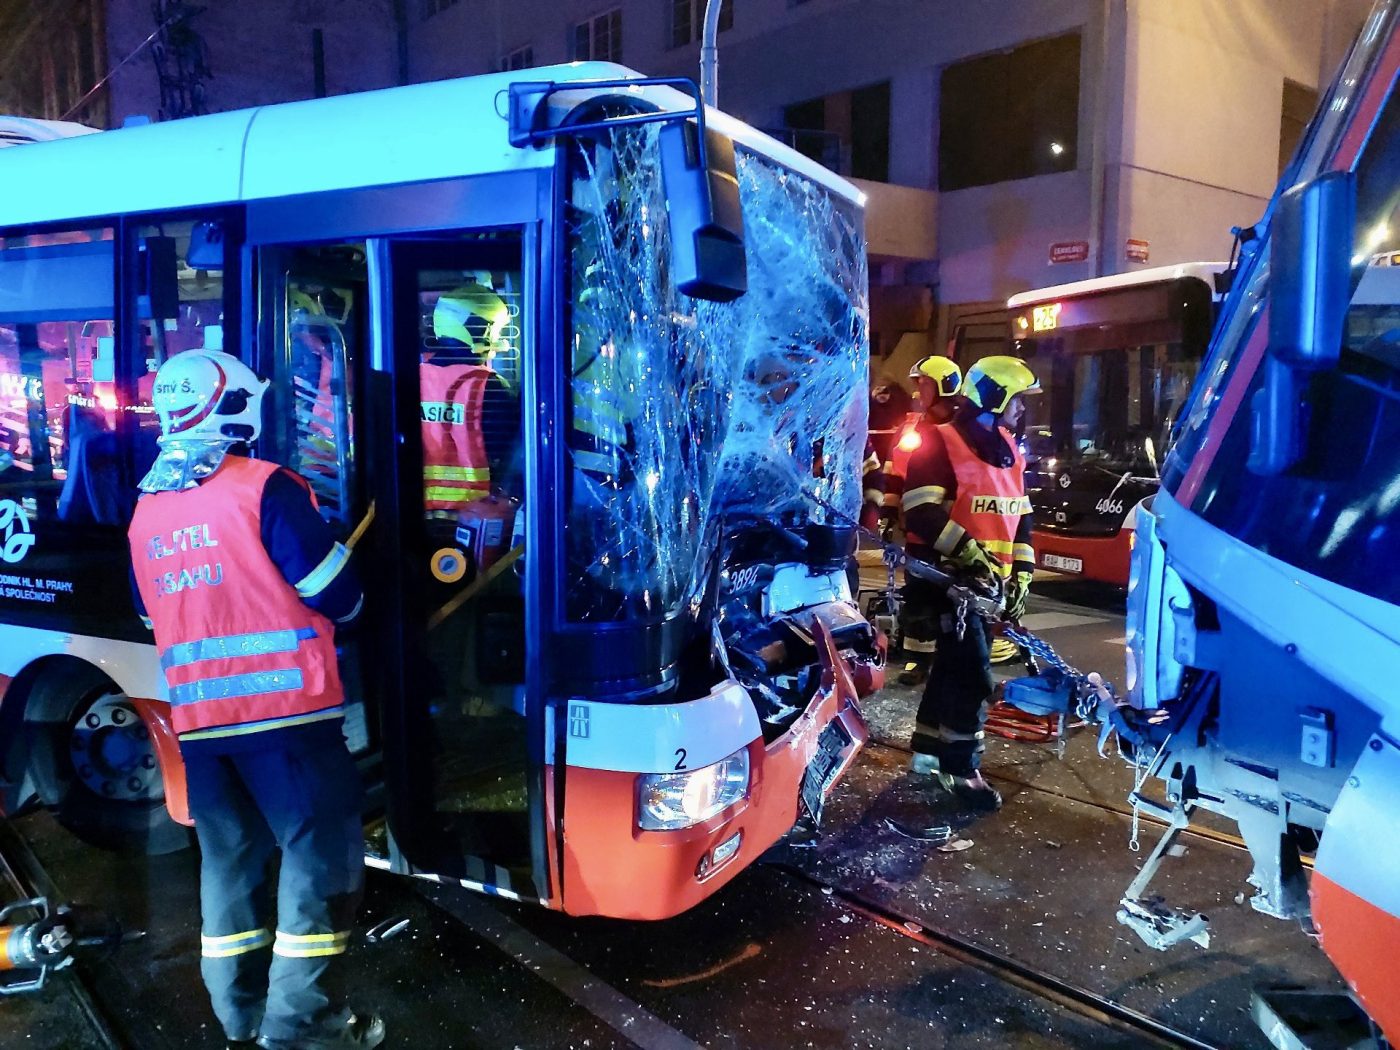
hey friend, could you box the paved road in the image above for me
[0,579,1342,1049]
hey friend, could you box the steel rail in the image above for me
[864,734,1318,868]
[0,820,126,1050]
[767,860,1222,1050]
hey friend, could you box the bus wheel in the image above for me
[28,671,189,856]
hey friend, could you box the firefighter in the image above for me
[883,355,961,686]
[900,355,1039,813]
[126,349,382,1050]
[422,283,519,517]
[860,438,884,532]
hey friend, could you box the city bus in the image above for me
[1121,0,1400,1037]
[0,64,880,920]
[1003,263,1224,586]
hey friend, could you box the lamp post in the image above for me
[699,0,723,107]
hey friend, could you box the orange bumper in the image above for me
[558,628,868,920]
[1032,527,1132,586]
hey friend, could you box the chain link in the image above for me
[1001,624,1114,724]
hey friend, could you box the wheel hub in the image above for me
[69,693,162,802]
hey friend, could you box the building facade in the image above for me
[2,0,1374,379]
[402,0,1369,378]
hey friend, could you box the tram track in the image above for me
[0,819,127,1050]
[864,732,1276,859]
[765,860,1222,1050]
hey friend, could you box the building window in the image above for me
[938,33,1081,192]
[420,0,458,21]
[1279,79,1319,177]
[501,46,535,72]
[573,9,623,62]
[781,80,889,181]
[668,0,733,50]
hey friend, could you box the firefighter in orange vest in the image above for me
[127,349,382,1050]
[882,355,960,686]
[421,284,519,518]
[900,355,1039,813]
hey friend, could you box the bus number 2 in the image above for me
[674,748,688,771]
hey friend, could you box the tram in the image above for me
[1122,0,1400,1037]
[1004,263,1224,586]
[0,65,880,920]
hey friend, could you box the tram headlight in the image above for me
[637,747,750,831]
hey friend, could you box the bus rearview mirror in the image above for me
[1269,171,1354,369]
[186,221,225,271]
[659,121,747,302]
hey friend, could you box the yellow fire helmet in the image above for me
[961,355,1041,415]
[433,284,511,355]
[908,355,961,398]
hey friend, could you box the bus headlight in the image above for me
[637,747,750,830]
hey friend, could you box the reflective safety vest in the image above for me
[882,411,932,509]
[420,361,491,513]
[570,351,632,483]
[938,423,1031,578]
[128,456,345,739]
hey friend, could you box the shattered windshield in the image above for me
[564,123,868,624]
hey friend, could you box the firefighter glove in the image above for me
[1005,569,1033,623]
[951,538,1001,582]
[877,506,899,538]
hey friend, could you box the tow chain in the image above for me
[810,489,1121,725]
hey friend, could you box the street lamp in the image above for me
[700,0,724,106]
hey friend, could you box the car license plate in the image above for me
[1042,553,1083,573]
[801,719,853,826]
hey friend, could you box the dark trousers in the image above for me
[898,575,941,658]
[183,723,364,1044]
[909,588,995,775]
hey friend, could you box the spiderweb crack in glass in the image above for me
[565,124,869,623]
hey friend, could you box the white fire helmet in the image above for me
[152,349,269,446]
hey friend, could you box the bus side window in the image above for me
[0,228,122,527]
[132,219,238,480]
[262,243,365,529]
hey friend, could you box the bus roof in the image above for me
[1006,261,1228,310]
[0,116,99,148]
[0,63,862,230]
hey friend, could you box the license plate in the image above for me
[801,719,853,826]
[1042,553,1083,573]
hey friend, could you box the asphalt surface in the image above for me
[0,577,1347,1049]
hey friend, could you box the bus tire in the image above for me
[23,660,190,856]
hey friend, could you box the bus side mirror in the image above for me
[1250,171,1354,474]
[186,221,225,271]
[1269,170,1354,369]
[659,121,747,302]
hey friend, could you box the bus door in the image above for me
[374,234,538,897]
[255,242,376,759]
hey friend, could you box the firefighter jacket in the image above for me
[901,417,1035,579]
[128,456,360,741]
[881,400,956,514]
[420,361,492,514]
